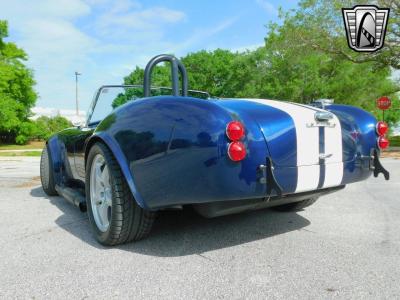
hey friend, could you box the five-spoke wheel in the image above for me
[86,142,155,245]
[90,154,112,232]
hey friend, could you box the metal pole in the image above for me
[75,71,81,116]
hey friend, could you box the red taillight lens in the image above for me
[228,141,246,161]
[226,121,245,141]
[376,121,388,136]
[377,136,389,150]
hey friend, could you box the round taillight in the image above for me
[228,141,246,161]
[376,121,388,136]
[226,121,245,141]
[377,136,389,150]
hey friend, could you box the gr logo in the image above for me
[342,5,390,52]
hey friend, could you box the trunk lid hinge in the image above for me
[258,157,283,198]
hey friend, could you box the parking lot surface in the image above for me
[0,157,399,299]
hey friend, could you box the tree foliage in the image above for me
[123,50,399,124]
[264,0,400,123]
[285,0,400,70]
[0,20,37,143]
[33,116,72,141]
[122,0,399,125]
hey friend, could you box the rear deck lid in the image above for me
[240,99,344,167]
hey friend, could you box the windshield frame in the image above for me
[86,85,210,126]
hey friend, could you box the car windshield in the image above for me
[88,86,209,125]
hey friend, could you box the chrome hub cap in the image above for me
[90,154,112,232]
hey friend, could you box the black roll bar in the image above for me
[143,54,188,97]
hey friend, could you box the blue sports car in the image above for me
[40,54,390,245]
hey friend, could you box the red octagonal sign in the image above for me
[376,96,391,110]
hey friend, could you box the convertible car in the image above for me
[40,54,390,245]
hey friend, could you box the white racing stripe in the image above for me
[241,99,343,192]
[294,103,343,188]
[322,114,343,188]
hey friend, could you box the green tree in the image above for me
[261,0,399,123]
[0,20,37,143]
[279,0,400,70]
[124,65,173,88]
[122,2,399,124]
[123,50,243,98]
[33,116,72,140]
[181,49,240,97]
[15,121,36,144]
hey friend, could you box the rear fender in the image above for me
[327,104,378,157]
[327,104,377,184]
[85,132,147,209]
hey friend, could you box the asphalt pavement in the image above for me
[0,157,399,299]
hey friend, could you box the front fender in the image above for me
[47,135,66,185]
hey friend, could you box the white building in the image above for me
[30,107,86,124]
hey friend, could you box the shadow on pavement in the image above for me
[30,186,310,257]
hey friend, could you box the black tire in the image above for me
[86,142,156,246]
[40,145,58,196]
[272,197,318,212]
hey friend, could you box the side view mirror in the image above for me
[72,120,84,128]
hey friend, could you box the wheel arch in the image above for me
[46,135,65,185]
[84,133,148,209]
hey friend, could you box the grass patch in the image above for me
[0,141,45,150]
[389,136,400,147]
[0,151,42,157]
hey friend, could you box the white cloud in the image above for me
[95,3,186,37]
[255,0,278,16]
[0,0,91,20]
[0,0,187,110]
[170,17,238,55]
[84,0,140,12]
[231,43,265,53]
[31,107,86,124]
[0,0,237,111]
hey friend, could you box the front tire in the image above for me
[86,142,155,246]
[40,145,58,196]
[272,197,318,212]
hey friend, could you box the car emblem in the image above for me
[342,5,390,52]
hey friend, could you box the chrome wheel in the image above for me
[90,154,112,232]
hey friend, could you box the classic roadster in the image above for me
[40,54,390,245]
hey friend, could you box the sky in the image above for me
[0,0,299,112]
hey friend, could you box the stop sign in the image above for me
[376,96,391,110]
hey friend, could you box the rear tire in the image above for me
[40,145,58,196]
[86,142,155,246]
[272,197,318,212]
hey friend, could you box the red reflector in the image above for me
[228,141,246,161]
[377,136,389,150]
[226,121,245,141]
[376,121,388,136]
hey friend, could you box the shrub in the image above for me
[389,136,400,147]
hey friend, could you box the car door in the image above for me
[73,126,95,180]
[56,127,85,180]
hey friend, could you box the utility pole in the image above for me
[75,71,81,116]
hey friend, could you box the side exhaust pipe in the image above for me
[55,185,87,212]
[193,186,345,218]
